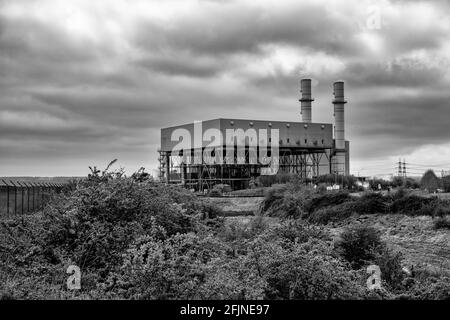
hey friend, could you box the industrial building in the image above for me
[158,79,350,191]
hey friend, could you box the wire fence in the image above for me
[0,180,66,217]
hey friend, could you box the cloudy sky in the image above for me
[0,0,449,177]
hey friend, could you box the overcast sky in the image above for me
[0,0,449,177]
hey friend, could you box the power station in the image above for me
[158,79,350,190]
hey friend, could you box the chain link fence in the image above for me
[0,180,65,216]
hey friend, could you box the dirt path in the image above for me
[203,196,264,216]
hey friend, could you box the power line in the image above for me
[406,162,450,168]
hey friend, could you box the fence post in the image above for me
[17,181,24,215]
[10,181,17,215]
[31,182,35,211]
[34,182,38,210]
[37,183,40,209]
[42,183,45,206]
[36,183,39,210]
[43,183,47,207]
[0,180,65,215]
[2,180,10,216]
[25,182,30,213]
[41,183,44,209]
[38,183,41,209]
[36,182,39,210]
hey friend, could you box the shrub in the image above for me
[374,247,405,291]
[420,170,440,192]
[389,194,438,216]
[0,165,223,287]
[307,202,356,224]
[259,184,320,219]
[199,202,223,220]
[403,275,450,300]
[353,192,388,215]
[336,225,383,269]
[208,189,222,197]
[212,184,232,194]
[442,175,450,193]
[433,216,450,230]
[433,205,450,218]
[219,220,255,245]
[104,233,266,299]
[259,184,288,214]
[2,162,449,300]
[257,220,330,245]
[248,235,365,299]
[369,178,392,190]
[303,191,351,214]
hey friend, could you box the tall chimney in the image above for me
[332,81,347,150]
[299,78,313,123]
[332,80,347,175]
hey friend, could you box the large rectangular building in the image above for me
[159,79,350,190]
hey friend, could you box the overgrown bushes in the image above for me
[259,183,450,224]
[303,191,351,214]
[0,165,224,299]
[1,164,448,300]
[103,233,266,299]
[336,226,383,269]
[433,216,450,230]
[339,227,406,291]
[307,202,356,224]
[335,225,449,297]
[0,166,363,300]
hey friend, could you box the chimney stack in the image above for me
[332,80,347,150]
[332,80,347,175]
[299,78,313,123]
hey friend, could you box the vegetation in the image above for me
[208,184,232,196]
[259,182,450,225]
[442,176,450,193]
[0,164,448,300]
[420,170,440,192]
[433,216,450,230]
[336,226,384,269]
[390,177,420,189]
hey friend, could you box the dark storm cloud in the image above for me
[348,92,450,156]
[0,0,449,176]
[345,61,443,88]
[136,54,224,78]
[352,93,450,138]
[134,3,361,59]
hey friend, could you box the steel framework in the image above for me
[158,146,333,191]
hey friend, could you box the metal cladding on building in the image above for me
[159,78,350,190]
[299,78,313,123]
[160,119,333,152]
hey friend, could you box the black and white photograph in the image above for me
[0,0,449,311]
